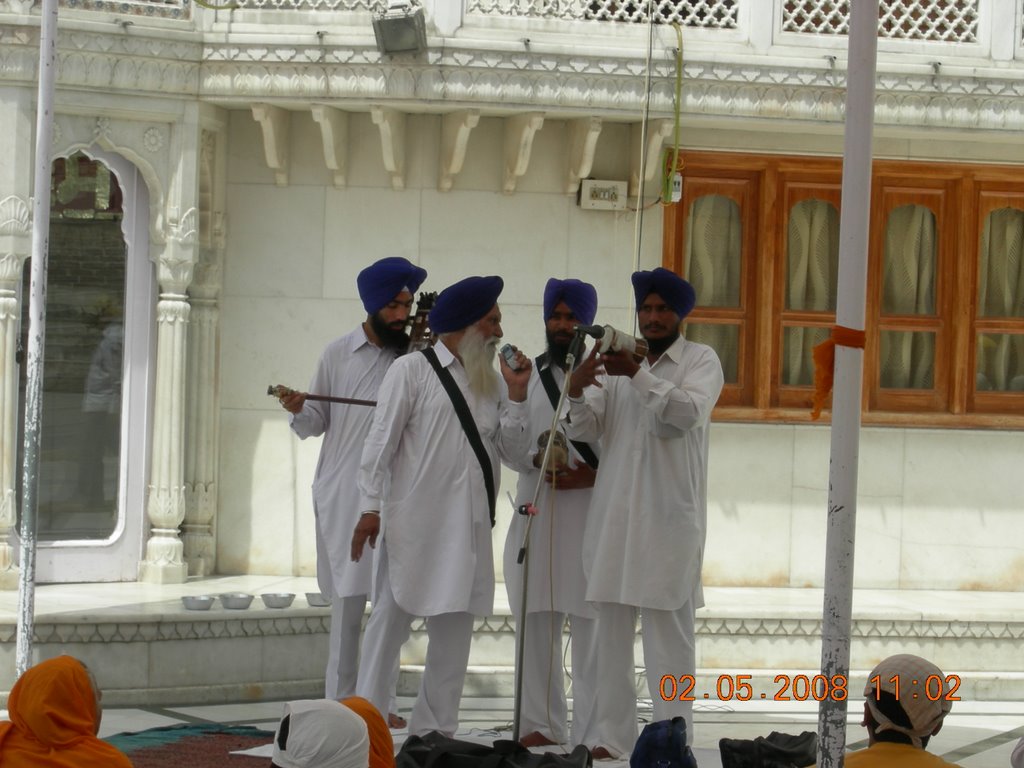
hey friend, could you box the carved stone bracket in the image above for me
[503,112,544,195]
[311,106,349,189]
[252,104,290,187]
[370,106,407,191]
[439,109,480,192]
[565,116,603,196]
[629,119,673,198]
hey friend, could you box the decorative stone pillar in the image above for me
[0,196,30,589]
[182,215,223,577]
[138,209,196,584]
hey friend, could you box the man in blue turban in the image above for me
[565,267,724,759]
[352,275,532,737]
[503,277,601,749]
[276,255,426,728]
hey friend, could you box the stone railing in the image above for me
[60,0,190,20]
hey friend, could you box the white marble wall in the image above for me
[705,424,1024,592]
[217,108,1024,592]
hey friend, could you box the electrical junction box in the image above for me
[579,180,628,211]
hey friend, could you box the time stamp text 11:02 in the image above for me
[659,673,963,703]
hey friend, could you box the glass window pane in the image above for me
[879,331,934,389]
[685,194,742,307]
[883,204,935,315]
[978,207,1024,318]
[782,326,830,386]
[685,323,738,384]
[976,333,1024,392]
[20,153,126,541]
[786,199,839,311]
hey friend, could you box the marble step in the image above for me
[1,579,1020,706]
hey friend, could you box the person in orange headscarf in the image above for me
[342,696,395,768]
[0,655,132,768]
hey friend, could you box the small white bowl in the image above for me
[220,592,254,610]
[261,592,296,609]
[305,592,330,607]
[181,595,215,611]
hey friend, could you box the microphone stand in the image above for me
[511,329,586,743]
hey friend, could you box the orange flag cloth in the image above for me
[811,325,867,420]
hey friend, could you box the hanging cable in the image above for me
[661,23,684,206]
[630,0,659,324]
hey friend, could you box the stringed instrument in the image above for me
[268,291,437,407]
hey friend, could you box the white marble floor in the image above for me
[2,575,1023,766]
[14,694,1010,767]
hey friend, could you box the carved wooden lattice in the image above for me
[468,0,739,26]
[782,0,979,42]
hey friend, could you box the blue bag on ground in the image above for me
[630,717,698,768]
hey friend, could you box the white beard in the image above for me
[459,327,500,399]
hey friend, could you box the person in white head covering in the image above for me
[831,654,960,767]
[271,700,369,768]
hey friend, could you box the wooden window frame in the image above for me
[664,150,1024,429]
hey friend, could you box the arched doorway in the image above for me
[18,148,155,582]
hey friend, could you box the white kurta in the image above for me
[503,361,597,618]
[358,342,529,617]
[290,326,397,599]
[565,335,724,611]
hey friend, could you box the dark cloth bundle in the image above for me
[396,731,592,768]
[719,730,817,768]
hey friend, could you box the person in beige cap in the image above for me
[842,654,959,767]
[271,699,369,768]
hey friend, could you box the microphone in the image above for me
[596,325,649,363]
[573,324,606,339]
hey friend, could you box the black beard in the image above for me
[370,312,411,351]
[643,330,680,357]
[545,331,572,369]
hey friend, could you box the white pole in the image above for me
[16,0,60,678]
[816,1,877,766]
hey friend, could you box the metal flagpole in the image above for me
[816,0,878,765]
[16,0,60,678]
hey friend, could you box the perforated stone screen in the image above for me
[782,0,979,42]
[468,0,739,26]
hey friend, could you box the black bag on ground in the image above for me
[396,731,592,768]
[719,730,817,768]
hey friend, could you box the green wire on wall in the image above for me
[662,23,684,206]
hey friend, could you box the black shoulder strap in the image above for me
[535,354,599,470]
[422,347,496,527]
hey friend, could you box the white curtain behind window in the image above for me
[684,194,741,383]
[977,207,1024,391]
[880,204,935,389]
[784,199,839,385]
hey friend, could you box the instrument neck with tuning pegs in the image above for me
[268,290,438,407]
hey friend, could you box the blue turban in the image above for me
[543,278,598,326]
[631,267,696,319]
[357,257,428,315]
[429,276,504,334]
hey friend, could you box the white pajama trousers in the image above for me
[588,600,696,758]
[356,555,475,736]
[324,595,400,713]
[515,611,598,746]
[325,594,366,699]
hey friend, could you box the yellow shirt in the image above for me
[840,742,962,767]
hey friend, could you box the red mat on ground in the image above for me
[107,724,273,768]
